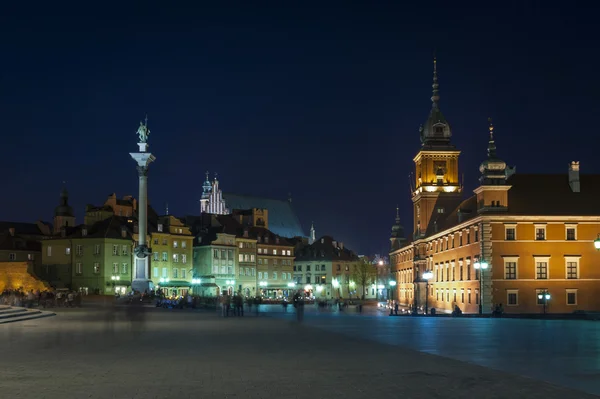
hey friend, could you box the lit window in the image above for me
[157,224,163,232]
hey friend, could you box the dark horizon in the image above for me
[1,2,599,255]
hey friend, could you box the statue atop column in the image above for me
[137,116,150,143]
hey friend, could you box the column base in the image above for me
[132,279,154,295]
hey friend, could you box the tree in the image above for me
[352,258,377,300]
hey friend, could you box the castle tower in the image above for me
[53,185,76,234]
[129,116,156,294]
[390,206,406,251]
[473,118,511,213]
[412,58,461,238]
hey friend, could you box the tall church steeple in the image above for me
[53,184,75,234]
[411,58,461,238]
[309,222,316,245]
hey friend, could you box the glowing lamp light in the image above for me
[192,278,201,284]
[287,282,296,288]
[378,260,384,266]
[473,260,489,270]
[259,281,268,287]
[304,284,313,291]
[316,285,324,292]
[422,271,433,280]
[594,234,600,250]
[388,280,397,287]
[349,281,356,288]
[332,279,340,288]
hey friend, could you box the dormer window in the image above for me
[437,207,445,214]
[121,228,127,238]
[157,224,163,232]
[82,228,87,237]
[265,236,269,243]
[275,237,280,244]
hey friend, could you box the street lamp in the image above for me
[388,280,397,315]
[422,271,433,315]
[473,259,489,315]
[594,234,600,250]
[332,278,340,299]
[537,290,551,315]
[111,275,120,281]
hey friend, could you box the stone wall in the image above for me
[0,262,50,292]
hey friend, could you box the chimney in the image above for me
[332,240,337,248]
[569,161,580,193]
[339,242,344,250]
[8,227,15,236]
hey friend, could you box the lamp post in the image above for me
[388,280,397,315]
[332,278,340,299]
[538,290,551,315]
[192,278,201,295]
[422,271,433,315]
[473,259,489,315]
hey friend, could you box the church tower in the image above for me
[473,119,511,212]
[309,222,316,245]
[53,186,75,234]
[412,58,461,238]
[199,171,212,213]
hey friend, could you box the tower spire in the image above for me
[487,117,497,159]
[395,205,400,223]
[431,57,440,107]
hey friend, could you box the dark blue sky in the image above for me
[1,2,598,255]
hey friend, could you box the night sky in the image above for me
[1,3,598,255]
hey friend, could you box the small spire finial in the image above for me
[214,172,218,180]
[487,117,497,159]
[431,56,440,105]
[205,171,209,181]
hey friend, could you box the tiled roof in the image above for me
[0,221,49,238]
[222,193,305,238]
[419,173,600,238]
[295,236,358,262]
[506,174,600,215]
[49,216,134,240]
[0,232,41,252]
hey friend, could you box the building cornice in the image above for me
[413,150,461,163]
[472,185,511,194]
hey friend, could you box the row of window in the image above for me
[152,238,189,248]
[503,257,580,280]
[152,252,188,264]
[152,267,187,279]
[46,244,132,257]
[506,289,578,306]
[505,224,577,241]
[74,262,102,275]
[258,258,292,266]
[257,248,292,256]
[156,224,185,234]
[7,253,36,261]
[393,227,480,263]
[434,287,480,305]
[257,271,292,280]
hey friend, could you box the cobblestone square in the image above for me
[0,307,597,398]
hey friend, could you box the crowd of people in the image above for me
[0,288,82,308]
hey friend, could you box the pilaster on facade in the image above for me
[480,220,493,314]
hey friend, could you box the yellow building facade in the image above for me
[390,61,600,314]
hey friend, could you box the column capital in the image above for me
[137,165,148,177]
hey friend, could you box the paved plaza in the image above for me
[0,305,598,398]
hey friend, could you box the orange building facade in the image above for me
[390,60,600,314]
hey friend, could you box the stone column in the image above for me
[130,143,155,294]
